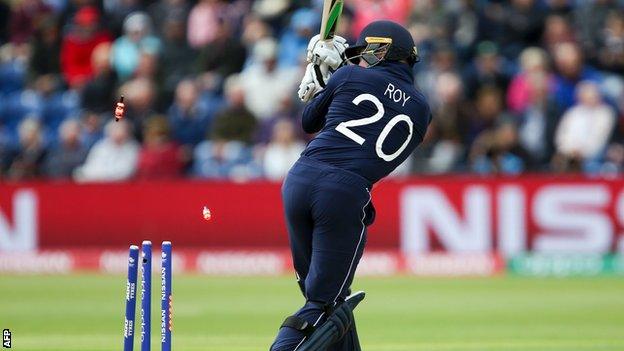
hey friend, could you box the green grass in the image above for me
[1,275,624,350]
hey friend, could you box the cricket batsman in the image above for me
[270,20,432,351]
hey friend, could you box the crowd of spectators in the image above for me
[0,0,624,182]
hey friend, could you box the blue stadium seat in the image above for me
[0,61,26,95]
[42,90,80,133]
[0,94,5,122]
[2,90,43,127]
[0,90,43,147]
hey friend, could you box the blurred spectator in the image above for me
[476,1,507,45]
[406,20,433,71]
[5,118,46,180]
[241,14,272,48]
[148,0,191,35]
[516,73,561,165]
[462,41,511,100]
[253,96,300,144]
[211,75,257,144]
[196,18,246,79]
[60,6,111,88]
[542,14,575,52]
[447,1,479,58]
[159,14,197,105]
[44,0,69,14]
[576,0,620,57]
[262,119,304,180]
[552,42,602,111]
[0,37,29,96]
[417,43,457,104]
[350,0,412,37]
[0,1,10,44]
[74,119,139,182]
[546,0,574,16]
[187,0,225,49]
[469,86,512,146]
[507,47,554,113]
[29,16,61,84]
[602,143,624,174]
[239,38,299,120]
[597,10,624,73]
[193,139,259,180]
[80,111,105,148]
[82,42,117,113]
[501,0,544,58]
[43,119,88,179]
[57,0,101,28]
[408,1,457,58]
[554,81,616,171]
[0,134,11,176]
[421,72,473,173]
[193,75,260,180]
[119,77,157,141]
[334,7,355,43]
[5,74,41,121]
[134,51,158,80]
[470,120,532,174]
[111,12,161,81]
[167,79,213,147]
[251,0,289,29]
[9,0,52,44]
[103,0,143,37]
[136,116,183,179]
[278,8,318,67]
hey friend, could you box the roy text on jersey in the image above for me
[384,83,411,107]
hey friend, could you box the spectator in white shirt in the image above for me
[554,81,616,170]
[239,38,299,120]
[74,119,139,182]
[262,119,305,180]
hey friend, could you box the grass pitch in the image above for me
[2,275,624,351]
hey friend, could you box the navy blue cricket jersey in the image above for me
[301,61,432,184]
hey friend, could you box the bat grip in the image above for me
[324,38,335,49]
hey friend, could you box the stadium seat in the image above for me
[0,90,44,147]
[0,61,26,95]
[42,90,80,133]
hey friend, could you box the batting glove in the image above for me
[306,34,348,71]
[298,63,329,103]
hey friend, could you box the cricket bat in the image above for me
[319,0,344,42]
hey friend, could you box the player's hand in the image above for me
[306,34,348,71]
[298,63,326,102]
[114,96,125,121]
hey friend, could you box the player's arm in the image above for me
[301,65,353,133]
[298,35,349,133]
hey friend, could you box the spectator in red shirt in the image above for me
[137,116,184,179]
[60,6,111,88]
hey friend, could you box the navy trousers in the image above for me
[271,156,375,351]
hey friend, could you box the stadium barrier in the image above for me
[2,177,624,276]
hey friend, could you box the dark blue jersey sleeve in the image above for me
[302,66,355,134]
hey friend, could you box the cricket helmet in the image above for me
[345,20,419,67]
